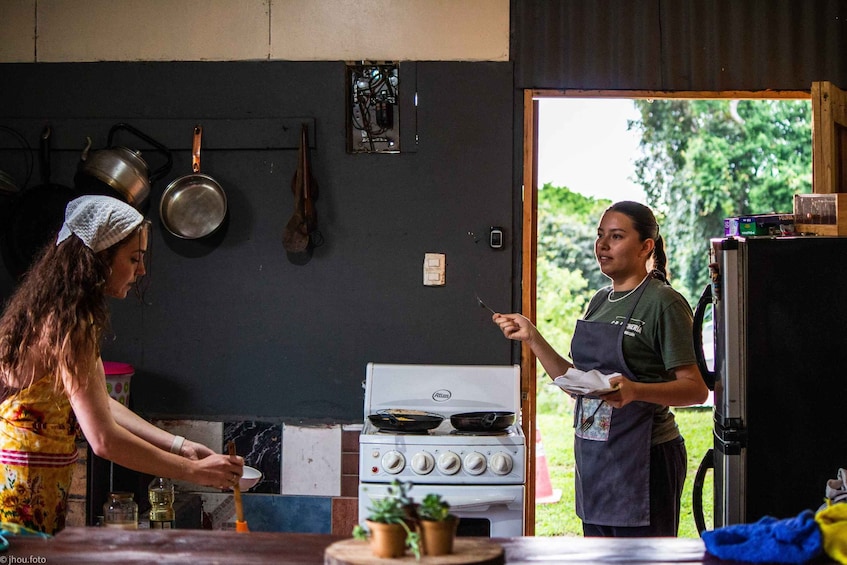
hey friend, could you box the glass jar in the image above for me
[103,492,138,529]
[148,477,175,529]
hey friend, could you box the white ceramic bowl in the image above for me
[239,465,262,491]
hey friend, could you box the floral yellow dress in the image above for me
[0,376,78,534]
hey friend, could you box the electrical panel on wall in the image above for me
[347,62,400,154]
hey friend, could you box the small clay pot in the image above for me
[365,520,407,558]
[418,516,459,556]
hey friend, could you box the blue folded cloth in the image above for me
[702,510,823,564]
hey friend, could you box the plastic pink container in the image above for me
[103,361,135,406]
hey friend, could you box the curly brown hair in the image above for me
[0,223,147,396]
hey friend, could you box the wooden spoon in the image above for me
[227,441,249,533]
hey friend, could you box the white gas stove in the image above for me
[358,363,526,537]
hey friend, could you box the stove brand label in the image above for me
[432,389,451,402]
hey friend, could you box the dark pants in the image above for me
[582,436,687,537]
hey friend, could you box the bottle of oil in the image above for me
[148,477,175,529]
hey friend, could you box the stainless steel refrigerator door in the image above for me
[710,238,746,428]
[714,429,746,528]
[709,236,847,523]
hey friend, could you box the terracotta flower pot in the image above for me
[418,516,459,556]
[365,520,407,558]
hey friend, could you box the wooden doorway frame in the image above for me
[521,88,809,535]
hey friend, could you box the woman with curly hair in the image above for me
[0,195,243,533]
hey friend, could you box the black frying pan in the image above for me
[368,410,444,433]
[2,126,76,279]
[450,411,516,432]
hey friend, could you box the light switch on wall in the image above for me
[423,253,445,286]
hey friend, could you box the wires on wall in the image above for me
[347,63,400,154]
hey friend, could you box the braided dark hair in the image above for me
[607,201,669,283]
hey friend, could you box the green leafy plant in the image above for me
[352,480,421,559]
[417,493,452,522]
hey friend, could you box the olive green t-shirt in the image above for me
[581,277,697,444]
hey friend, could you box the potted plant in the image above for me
[416,493,459,556]
[352,480,421,559]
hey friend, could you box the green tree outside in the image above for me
[630,99,812,303]
[535,99,811,536]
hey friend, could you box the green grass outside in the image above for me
[535,406,714,538]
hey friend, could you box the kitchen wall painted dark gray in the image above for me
[0,61,515,422]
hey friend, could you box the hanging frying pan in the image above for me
[3,126,77,280]
[0,124,33,228]
[160,125,227,239]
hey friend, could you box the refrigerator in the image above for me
[693,236,847,530]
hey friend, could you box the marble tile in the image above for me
[331,497,359,536]
[152,420,224,493]
[341,474,359,498]
[282,424,341,496]
[198,492,233,530]
[341,452,358,475]
[153,419,224,452]
[341,424,362,452]
[197,492,331,533]
[224,421,282,494]
[65,498,86,528]
[243,494,331,533]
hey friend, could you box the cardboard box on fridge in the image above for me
[735,213,794,236]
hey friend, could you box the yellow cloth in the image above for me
[0,376,78,534]
[816,503,847,564]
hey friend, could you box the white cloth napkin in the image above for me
[551,368,621,396]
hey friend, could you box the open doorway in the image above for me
[524,93,812,537]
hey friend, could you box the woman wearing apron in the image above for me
[0,196,244,533]
[493,201,708,537]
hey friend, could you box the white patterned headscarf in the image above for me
[56,195,144,253]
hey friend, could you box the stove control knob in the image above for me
[437,451,461,475]
[411,451,435,475]
[381,451,406,474]
[489,452,514,475]
[463,452,487,475]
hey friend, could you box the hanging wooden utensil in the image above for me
[282,123,321,256]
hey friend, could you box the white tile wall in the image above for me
[281,424,341,496]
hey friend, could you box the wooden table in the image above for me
[3,527,835,564]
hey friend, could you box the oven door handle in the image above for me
[442,494,520,511]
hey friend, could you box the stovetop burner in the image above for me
[360,363,526,485]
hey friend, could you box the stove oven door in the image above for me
[358,483,524,537]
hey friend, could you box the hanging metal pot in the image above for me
[159,125,227,239]
[75,122,172,210]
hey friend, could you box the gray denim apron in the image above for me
[571,277,654,527]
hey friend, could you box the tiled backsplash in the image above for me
[68,420,361,535]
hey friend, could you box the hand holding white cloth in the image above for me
[551,368,622,396]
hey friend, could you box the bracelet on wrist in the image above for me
[170,435,186,455]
